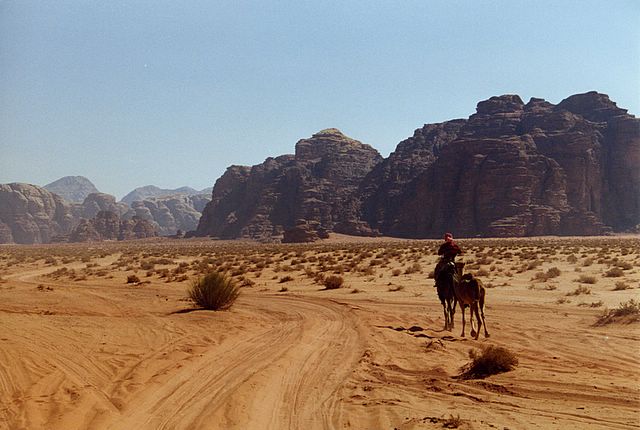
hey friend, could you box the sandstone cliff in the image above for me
[121,185,210,205]
[196,92,638,239]
[69,211,157,242]
[125,194,211,236]
[0,183,74,244]
[196,129,382,239]
[367,92,638,237]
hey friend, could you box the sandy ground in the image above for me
[0,236,638,429]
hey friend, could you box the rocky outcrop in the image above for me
[282,220,329,243]
[125,194,211,236]
[72,193,129,220]
[43,176,100,203]
[0,183,74,244]
[69,211,157,242]
[196,92,637,239]
[364,92,638,237]
[196,129,382,239]
[121,185,210,205]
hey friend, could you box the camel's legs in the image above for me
[470,303,480,340]
[479,302,489,338]
[460,305,466,337]
[442,302,450,331]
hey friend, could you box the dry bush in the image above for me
[323,275,344,289]
[460,345,518,379]
[567,285,591,296]
[442,414,462,429]
[556,297,571,304]
[604,267,625,277]
[126,274,140,284]
[576,274,597,284]
[188,272,240,310]
[278,286,288,292]
[391,268,402,276]
[279,275,293,283]
[613,281,632,291]
[404,263,422,274]
[595,300,640,325]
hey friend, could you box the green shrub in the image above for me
[188,272,240,310]
[460,345,518,379]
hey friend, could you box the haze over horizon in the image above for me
[2,1,638,199]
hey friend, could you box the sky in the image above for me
[1,1,639,200]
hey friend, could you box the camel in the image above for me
[435,260,457,331]
[452,263,489,340]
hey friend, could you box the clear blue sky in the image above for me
[1,1,638,199]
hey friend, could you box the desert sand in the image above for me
[0,235,638,429]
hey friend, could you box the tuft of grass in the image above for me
[323,275,344,290]
[567,285,592,296]
[460,345,518,379]
[442,414,462,429]
[604,267,624,277]
[126,274,140,284]
[576,274,597,284]
[188,272,240,310]
[613,281,632,291]
[595,299,640,325]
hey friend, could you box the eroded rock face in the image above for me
[365,92,638,237]
[196,129,382,239]
[121,185,209,205]
[125,194,211,236]
[0,183,74,244]
[69,211,157,242]
[196,92,637,239]
[73,193,129,220]
[43,176,100,203]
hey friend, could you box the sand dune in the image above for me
[0,236,638,429]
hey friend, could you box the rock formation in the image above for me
[195,129,383,239]
[362,92,638,237]
[196,92,638,239]
[121,185,210,205]
[72,193,129,220]
[43,176,100,203]
[0,183,74,244]
[69,211,157,242]
[124,194,211,236]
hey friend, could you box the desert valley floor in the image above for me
[0,235,638,430]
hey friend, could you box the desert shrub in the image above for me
[567,285,591,296]
[278,286,288,292]
[126,274,140,284]
[404,263,422,274]
[279,275,293,283]
[323,275,344,289]
[613,281,632,291]
[460,345,518,379]
[576,274,597,284]
[582,257,594,267]
[188,272,240,310]
[442,414,462,429]
[391,268,402,276]
[388,285,404,292]
[596,299,640,325]
[567,254,578,264]
[604,267,624,277]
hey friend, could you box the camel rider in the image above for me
[434,232,462,285]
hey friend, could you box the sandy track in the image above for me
[0,285,366,430]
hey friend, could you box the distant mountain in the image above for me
[121,185,210,205]
[43,176,100,203]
